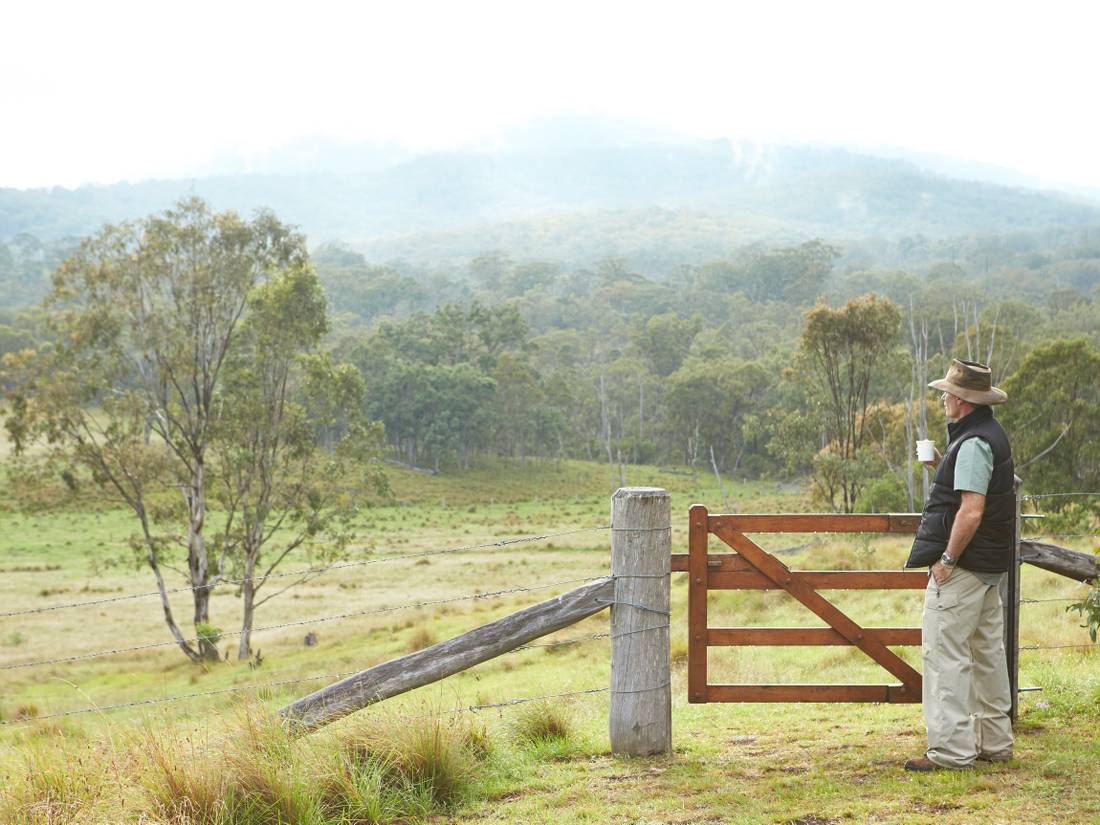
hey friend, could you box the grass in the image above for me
[0,457,1098,822]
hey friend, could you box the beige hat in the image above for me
[929,359,1008,405]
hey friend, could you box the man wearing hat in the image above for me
[903,359,1015,772]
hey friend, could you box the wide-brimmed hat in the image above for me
[929,359,1007,405]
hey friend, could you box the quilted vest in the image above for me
[905,405,1015,572]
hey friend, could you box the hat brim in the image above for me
[928,378,1008,405]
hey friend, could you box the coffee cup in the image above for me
[916,439,936,463]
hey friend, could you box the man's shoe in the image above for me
[977,751,1012,763]
[903,756,940,772]
[904,756,974,771]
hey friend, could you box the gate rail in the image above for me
[671,508,929,704]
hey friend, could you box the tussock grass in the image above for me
[405,625,438,652]
[1,705,500,824]
[509,699,574,746]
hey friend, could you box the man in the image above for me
[903,359,1015,772]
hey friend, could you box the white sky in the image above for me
[3,0,1099,190]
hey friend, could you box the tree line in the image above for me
[2,198,1099,663]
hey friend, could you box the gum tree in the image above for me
[213,264,386,660]
[4,198,307,662]
[800,293,902,512]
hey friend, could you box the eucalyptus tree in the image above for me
[3,198,307,662]
[799,293,902,512]
[213,264,386,660]
[1001,338,1100,494]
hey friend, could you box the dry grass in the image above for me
[0,461,1097,822]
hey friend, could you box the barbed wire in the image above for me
[1021,596,1081,604]
[0,669,363,726]
[0,525,612,619]
[1020,533,1099,541]
[1021,642,1099,651]
[0,619,665,727]
[0,675,611,727]
[1022,493,1100,500]
[0,575,611,672]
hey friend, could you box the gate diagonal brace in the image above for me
[713,524,922,696]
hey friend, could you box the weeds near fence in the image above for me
[0,701,530,825]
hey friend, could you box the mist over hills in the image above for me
[2,123,1098,273]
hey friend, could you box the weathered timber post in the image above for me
[609,487,672,756]
[280,578,614,732]
[1001,476,1023,720]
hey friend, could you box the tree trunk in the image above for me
[709,443,726,503]
[600,374,615,490]
[238,550,257,661]
[186,456,218,661]
[153,570,201,662]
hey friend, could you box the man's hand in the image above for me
[936,491,986,580]
[931,560,954,584]
[921,447,942,470]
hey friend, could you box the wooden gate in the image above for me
[671,506,928,704]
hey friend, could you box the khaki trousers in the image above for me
[922,567,1014,768]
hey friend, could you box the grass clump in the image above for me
[338,713,486,812]
[0,740,111,825]
[405,625,437,652]
[508,699,574,746]
[133,707,495,824]
[140,732,229,823]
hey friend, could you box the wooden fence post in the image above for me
[1003,475,1022,721]
[609,487,672,756]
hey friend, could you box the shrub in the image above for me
[856,472,908,513]
[195,623,223,647]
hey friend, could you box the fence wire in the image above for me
[1021,533,1099,541]
[0,525,612,620]
[0,575,610,672]
[0,622,669,727]
[1022,493,1100,500]
[0,677,611,727]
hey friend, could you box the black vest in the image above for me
[905,405,1015,572]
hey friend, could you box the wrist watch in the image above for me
[940,552,957,567]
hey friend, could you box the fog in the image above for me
[3,1,1100,190]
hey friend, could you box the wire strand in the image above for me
[1022,493,1100,500]
[0,525,612,619]
[0,680,610,727]
[1020,533,1099,541]
[0,575,611,672]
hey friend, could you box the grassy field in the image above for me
[0,458,1097,823]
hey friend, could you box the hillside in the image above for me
[2,138,1097,267]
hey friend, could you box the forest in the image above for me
[3,193,1098,520]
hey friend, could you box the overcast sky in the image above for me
[4,0,1099,190]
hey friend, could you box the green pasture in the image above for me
[0,460,1097,823]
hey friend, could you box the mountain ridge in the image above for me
[3,139,1097,264]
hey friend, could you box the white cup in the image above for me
[916,439,936,462]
